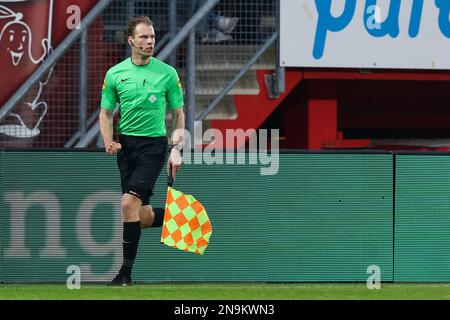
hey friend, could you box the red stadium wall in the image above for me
[0,0,121,148]
[209,68,450,151]
[261,69,450,150]
[0,0,98,108]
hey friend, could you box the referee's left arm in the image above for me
[166,67,185,178]
[171,107,185,146]
[168,107,184,178]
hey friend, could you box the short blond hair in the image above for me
[127,16,153,37]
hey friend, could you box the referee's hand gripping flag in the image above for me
[160,166,212,255]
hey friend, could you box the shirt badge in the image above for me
[149,95,157,103]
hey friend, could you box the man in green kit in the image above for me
[99,16,185,286]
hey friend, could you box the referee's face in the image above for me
[129,23,156,57]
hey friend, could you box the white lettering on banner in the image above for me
[3,191,66,258]
[76,192,122,282]
[2,191,122,281]
[280,0,450,69]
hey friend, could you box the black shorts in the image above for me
[117,134,168,206]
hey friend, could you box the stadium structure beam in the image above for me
[185,1,197,147]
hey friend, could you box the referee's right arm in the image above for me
[99,71,121,155]
[99,108,121,155]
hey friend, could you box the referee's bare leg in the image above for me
[139,204,165,228]
[122,193,142,222]
[139,205,155,228]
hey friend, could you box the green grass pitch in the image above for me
[1,283,450,300]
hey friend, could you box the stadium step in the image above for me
[179,69,260,96]
[174,43,278,143]
[195,44,276,71]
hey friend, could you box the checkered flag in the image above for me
[160,170,212,255]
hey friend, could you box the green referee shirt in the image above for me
[101,57,184,137]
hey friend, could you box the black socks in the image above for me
[151,208,165,227]
[120,221,141,277]
[118,209,164,277]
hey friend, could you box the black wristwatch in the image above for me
[172,143,182,151]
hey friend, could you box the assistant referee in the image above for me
[99,16,185,286]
